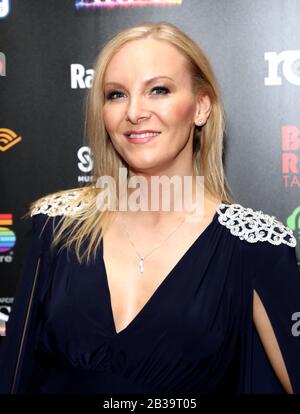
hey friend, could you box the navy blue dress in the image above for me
[0,195,300,394]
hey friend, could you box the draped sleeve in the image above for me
[241,240,300,393]
[0,213,53,393]
[216,202,300,393]
[0,188,92,394]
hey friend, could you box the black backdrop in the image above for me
[1,0,299,326]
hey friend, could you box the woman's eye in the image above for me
[105,91,124,100]
[105,86,170,101]
[151,86,170,95]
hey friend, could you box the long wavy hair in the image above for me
[27,21,235,265]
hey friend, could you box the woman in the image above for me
[0,22,299,394]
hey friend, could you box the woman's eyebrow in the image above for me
[104,76,174,88]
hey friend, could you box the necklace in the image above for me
[120,213,186,273]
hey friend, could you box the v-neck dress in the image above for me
[0,199,300,394]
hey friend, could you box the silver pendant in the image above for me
[139,257,144,273]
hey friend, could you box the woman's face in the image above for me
[102,38,210,175]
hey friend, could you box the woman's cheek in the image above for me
[103,110,118,135]
[159,98,193,123]
[156,101,177,121]
[176,100,195,122]
[102,108,110,130]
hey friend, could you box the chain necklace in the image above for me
[120,213,186,273]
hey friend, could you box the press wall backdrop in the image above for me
[0,0,300,328]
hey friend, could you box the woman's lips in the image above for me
[125,131,161,144]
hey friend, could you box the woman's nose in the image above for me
[125,96,151,124]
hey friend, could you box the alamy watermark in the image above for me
[291,312,300,337]
[95,167,205,222]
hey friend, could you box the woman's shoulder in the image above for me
[215,202,297,248]
[29,194,297,248]
[29,186,95,218]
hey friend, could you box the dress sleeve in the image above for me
[250,242,300,393]
[0,214,51,394]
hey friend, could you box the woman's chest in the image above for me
[41,228,245,350]
[102,217,216,334]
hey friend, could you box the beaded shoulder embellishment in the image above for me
[30,190,90,217]
[216,203,297,247]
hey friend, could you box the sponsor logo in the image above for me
[282,125,300,188]
[0,0,9,18]
[71,64,94,89]
[265,50,300,86]
[287,206,300,241]
[0,128,22,152]
[77,145,94,183]
[287,207,300,270]
[0,52,6,76]
[75,0,182,10]
[0,214,16,263]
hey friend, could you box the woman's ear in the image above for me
[194,94,212,125]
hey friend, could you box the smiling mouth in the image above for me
[126,132,161,139]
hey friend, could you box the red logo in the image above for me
[282,125,300,188]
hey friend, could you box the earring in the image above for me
[196,119,205,126]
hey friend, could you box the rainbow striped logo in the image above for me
[0,214,16,253]
[75,0,182,9]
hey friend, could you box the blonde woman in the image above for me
[0,22,299,394]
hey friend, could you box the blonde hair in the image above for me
[26,21,236,265]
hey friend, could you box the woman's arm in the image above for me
[253,289,293,394]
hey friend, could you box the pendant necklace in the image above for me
[120,213,186,273]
